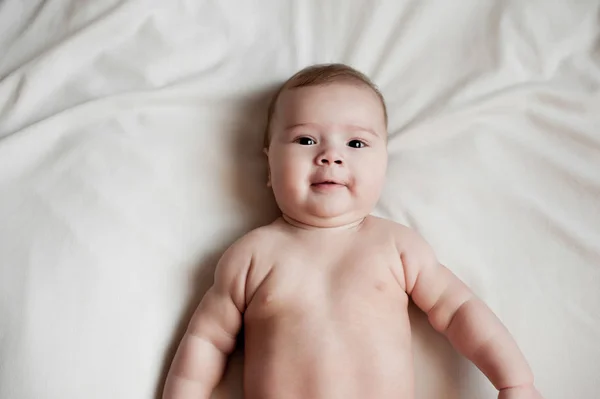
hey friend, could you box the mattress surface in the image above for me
[0,1,599,398]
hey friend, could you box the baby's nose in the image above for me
[316,145,344,166]
[318,156,343,165]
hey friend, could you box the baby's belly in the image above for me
[243,300,414,399]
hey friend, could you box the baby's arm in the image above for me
[399,233,542,398]
[162,239,251,399]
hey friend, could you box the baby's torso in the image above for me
[241,217,415,399]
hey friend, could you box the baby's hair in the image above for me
[264,63,387,149]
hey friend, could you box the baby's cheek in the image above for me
[360,162,386,187]
[272,173,304,209]
[360,172,386,203]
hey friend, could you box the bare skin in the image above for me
[244,216,414,399]
[163,79,543,399]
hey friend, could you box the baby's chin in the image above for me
[285,206,370,229]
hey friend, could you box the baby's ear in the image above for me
[263,148,271,187]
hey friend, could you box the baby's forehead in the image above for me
[274,83,386,128]
[280,82,382,112]
[279,80,380,105]
[264,65,388,148]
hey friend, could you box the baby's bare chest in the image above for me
[246,238,408,318]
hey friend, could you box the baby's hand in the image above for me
[498,385,544,399]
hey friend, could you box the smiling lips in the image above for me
[310,180,346,192]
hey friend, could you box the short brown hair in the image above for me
[264,63,387,148]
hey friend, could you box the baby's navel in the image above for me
[261,291,275,305]
[375,281,387,292]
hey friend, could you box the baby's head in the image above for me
[264,64,388,228]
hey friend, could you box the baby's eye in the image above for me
[295,137,316,145]
[348,140,366,148]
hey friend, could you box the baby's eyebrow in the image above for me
[283,123,319,133]
[284,123,379,137]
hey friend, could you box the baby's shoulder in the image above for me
[366,216,436,260]
[213,222,282,284]
[225,220,285,257]
[366,215,417,240]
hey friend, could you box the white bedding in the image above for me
[1,1,599,398]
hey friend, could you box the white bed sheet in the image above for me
[1,1,599,398]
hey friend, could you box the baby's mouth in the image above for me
[310,180,346,190]
[312,180,340,186]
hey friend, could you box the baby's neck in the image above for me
[280,214,366,232]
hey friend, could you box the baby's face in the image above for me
[267,82,387,227]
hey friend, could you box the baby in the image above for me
[163,64,543,399]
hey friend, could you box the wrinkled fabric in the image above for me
[0,1,599,398]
